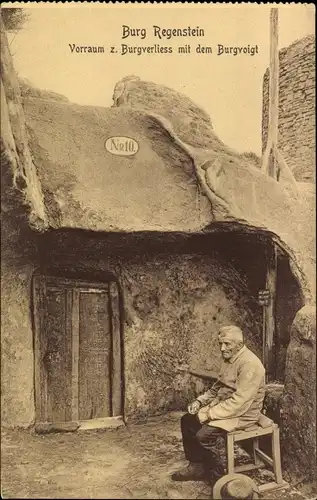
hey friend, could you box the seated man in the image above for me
[172,325,266,482]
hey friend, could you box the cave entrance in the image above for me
[260,239,304,383]
[192,228,304,384]
[32,275,123,428]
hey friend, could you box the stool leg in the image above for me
[227,434,235,474]
[253,437,261,466]
[272,427,283,484]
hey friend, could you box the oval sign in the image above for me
[105,136,139,156]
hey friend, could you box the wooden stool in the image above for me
[226,415,287,494]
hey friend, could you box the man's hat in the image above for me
[213,473,260,499]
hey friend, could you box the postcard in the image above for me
[1,3,315,499]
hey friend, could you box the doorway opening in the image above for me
[32,275,123,428]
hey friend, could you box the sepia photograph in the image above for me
[1,3,315,499]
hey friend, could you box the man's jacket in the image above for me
[197,345,266,431]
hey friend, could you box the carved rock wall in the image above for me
[39,230,265,422]
[281,306,316,491]
[1,19,46,428]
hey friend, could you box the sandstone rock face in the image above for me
[262,35,316,183]
[23,98,212,232]
[1,214,37,427]
[112,75,140,106]
[195,151,315,303]
[1,19,46,427]
[112,77,219,151]
[112,77,262,169]
[0,20,47,230]
[121,254,261,420]
[10,67,313,304]
[281,306,316,490]
[114,76,315,303]
[19,77,69,103]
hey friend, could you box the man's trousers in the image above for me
[181,412,226,473]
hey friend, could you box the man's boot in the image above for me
[171,462,206,481]
[204,462,225,485]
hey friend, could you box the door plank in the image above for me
[109,283,122,417]
[44,287,72,422]
[71,289,80,422]
[33,276,46,422]
[78,291,111,420]
[44,276,109,290]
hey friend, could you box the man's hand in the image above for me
[209,397,220,408]
[187,400,201,415]
[197,406,210,424]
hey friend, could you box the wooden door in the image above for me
[78,289,111,420]
[33,276,122,424]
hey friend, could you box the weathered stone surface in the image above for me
[281,306,316,489]
[112,76,261,169]
[3,62,311,300]
[122,254,261,420]
[1,22,44,428]
[194,149,315,303]
[263,383,284,425]
[22,97,212,232]
[113,77,315,302]
[0,19,47,230]
[262,35,315,183]
[112,77,215,150]
[1,214,37,427]
[19,77,69,103]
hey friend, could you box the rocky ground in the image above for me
[1,413,314,499]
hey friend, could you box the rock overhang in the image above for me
[1,22,315,303]
[22,95,213,233]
